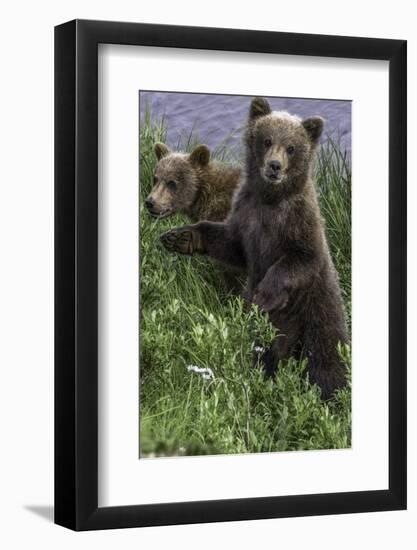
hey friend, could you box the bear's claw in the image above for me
[160,228,195,255]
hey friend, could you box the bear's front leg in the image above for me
[252,284,289,313]
[252,261,291,313]
[253,250,318,313]
[160,221,246,270]
[160,225,204,255]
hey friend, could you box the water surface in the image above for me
[140,91,351,156]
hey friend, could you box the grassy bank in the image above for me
[139,108,351,457]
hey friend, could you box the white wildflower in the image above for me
[186,365,214,380]
[254,345,265,354]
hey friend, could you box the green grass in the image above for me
[139,107,351,458]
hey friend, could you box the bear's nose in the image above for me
[145,197,154,210]
[269,160,281,172]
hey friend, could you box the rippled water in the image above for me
[140,91,351,156]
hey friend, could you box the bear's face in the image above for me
[248,97,324,189]
[145,143,210,218]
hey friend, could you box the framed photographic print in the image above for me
[55,20,407,530]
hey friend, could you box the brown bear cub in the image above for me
[160,97,349,400]
[145,142,241,222]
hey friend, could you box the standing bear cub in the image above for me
[145,142,241,222]
[160,97,349,400]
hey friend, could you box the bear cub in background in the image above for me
[160,97,349,400]
[145,142,241,222]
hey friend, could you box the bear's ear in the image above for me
[249,97,271,121]
[189,144,210,167]
[302,117,324,145]
[154,142,171,160]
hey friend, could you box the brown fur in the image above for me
[160,97,349,400]
[145,143,241,222]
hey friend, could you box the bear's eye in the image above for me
[166,180,177,191]
[287,145,295,156]
[264,138,272,148]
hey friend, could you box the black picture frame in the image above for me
[55,19,407,531]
